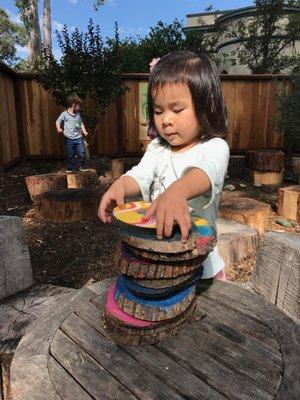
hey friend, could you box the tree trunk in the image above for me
[66,169,98,189]
[22,0,42,64]
[43,0,52,50]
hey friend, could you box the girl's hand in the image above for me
[143,186,192,243]
[98,179,126,223]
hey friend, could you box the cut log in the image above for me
[111,158,140,180]
[245,150,284,172]
[66,169,98,189]
[250,232,300,323]
[216,218,259,275]
[277,185,300,222]
[0,216,33,301]
[25,173,67,201]
[252,170,283,186]
[218,197,270,234]
[37,189,101,223]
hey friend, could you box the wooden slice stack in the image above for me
[103,202,217,346]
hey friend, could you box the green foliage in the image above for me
[39,20,125,139]
[108,19,219,73]
[0,8,27,65]
[275,62,300,150]
[223,0,300,73]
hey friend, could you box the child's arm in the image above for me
[81,122,88,136]
[144,138,230,243]
[144,169,211,243]
[55,121,63,134]
[99,176,141,223]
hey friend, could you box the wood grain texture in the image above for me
[9,279,300,400]
[245,150,284,172]
[0,216,33,301]
[218,197,271,234]
[250,231,300,323]
[66,169,98,189]
[25,172,67,201]
[115,242,203,279]
[216,218,259,273]
[37,188,101,223]
[277,185,300,222]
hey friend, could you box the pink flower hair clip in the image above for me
[149,57,161,72]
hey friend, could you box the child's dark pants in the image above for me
[64,137,86,171]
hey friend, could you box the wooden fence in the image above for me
[0,61,292,172]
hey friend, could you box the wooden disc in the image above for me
[128,242,213,262]
[132,272,199,289]
[115,242,205,279]
[123,268,203,298]
[121,223,200,254]
[103,299,196,346]
[115,275,196,321]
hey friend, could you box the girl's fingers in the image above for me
[176,212,191,243]
[115,190,124,206]
[142,200,157,221]
[156,206,165,240]
[163,210,175,237]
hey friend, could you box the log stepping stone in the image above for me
[218,196,271,234]
[115,242,203,279]
[66,169,98,189]
[246,150,284,185]
[25,173,67,201]
[114,275,196,321]
[36,188,101,223]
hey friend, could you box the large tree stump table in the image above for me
[10,279,300,400]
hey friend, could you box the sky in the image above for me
[3,0,252,61]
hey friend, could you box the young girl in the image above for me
[99,51,230,281]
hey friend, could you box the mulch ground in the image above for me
[0,159,299,288]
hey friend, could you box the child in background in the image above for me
[56,94,89,173]
[99,51,230,281]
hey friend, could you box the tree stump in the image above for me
[0,216,33,301]
[246,150,284,172]
[25,173,67,201]
[37,189,101,223]
[66,169,98,189]
[111,158,140,180]
[278,185,300,221]
[218,197,270,234]
[250,232,300,323]
[246,150,284,185]
[216,218,259,275]
[252,170,283,186]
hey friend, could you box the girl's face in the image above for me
[152,83,200,152]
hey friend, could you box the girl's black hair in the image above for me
[147,51,228,144]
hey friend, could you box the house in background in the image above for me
[183,5,300,74]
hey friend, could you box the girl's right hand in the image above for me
[98,179,126,223]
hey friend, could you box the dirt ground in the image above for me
[0,158,299,288]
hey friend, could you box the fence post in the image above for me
[13,77,26,162]
[116,92,124,157]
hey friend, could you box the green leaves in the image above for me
[0,8,27,65]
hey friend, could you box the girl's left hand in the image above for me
[143,186,192,243]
